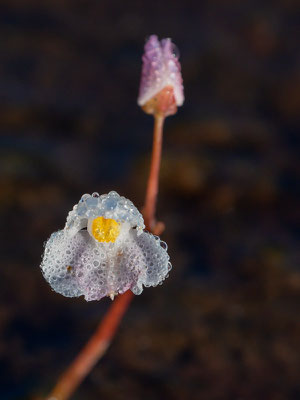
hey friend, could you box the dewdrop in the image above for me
[40,191,171,301]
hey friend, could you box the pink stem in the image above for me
[143,114,165,231]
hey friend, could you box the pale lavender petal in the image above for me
[123,230,172,295]
[41,230,85,298]
[41,228,171,301]
[138,35,184,107]
[41,229,120,301]
[76,229,171,300]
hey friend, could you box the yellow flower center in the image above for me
[91,216,120,243]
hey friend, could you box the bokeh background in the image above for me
[0,1,299,399]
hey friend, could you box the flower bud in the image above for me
[138,35,184,117]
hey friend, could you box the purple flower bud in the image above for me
[138,35,184,116]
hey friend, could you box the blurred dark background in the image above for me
[0,1,299,399]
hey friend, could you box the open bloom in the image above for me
[41,191,171,301]
[138,35,184,116]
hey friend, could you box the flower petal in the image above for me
[65,191,144,236]
[41,230,85,298]
[41,229,114,301]
[74,231,144,301]
[119,230,171,296]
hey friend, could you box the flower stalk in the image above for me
[143,113,165,231]
[45,114,166,400]
[46,290,133,400]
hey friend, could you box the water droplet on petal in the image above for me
[171,43,180,59]
[81,193,90,202]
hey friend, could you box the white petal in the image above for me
[41,229,113,301]
[65,191,145,236]
[120,230,171,295]
[41,227,171,301]
[41,230,84,298]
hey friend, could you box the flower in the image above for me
[138,35,184,116]
[41,191,171,301]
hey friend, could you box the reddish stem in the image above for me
[45,113,165,400]
[47,290,133,400]
[143,114,165,231]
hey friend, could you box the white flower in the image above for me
[41,191,171,301]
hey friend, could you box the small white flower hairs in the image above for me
[41,191,171,301]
